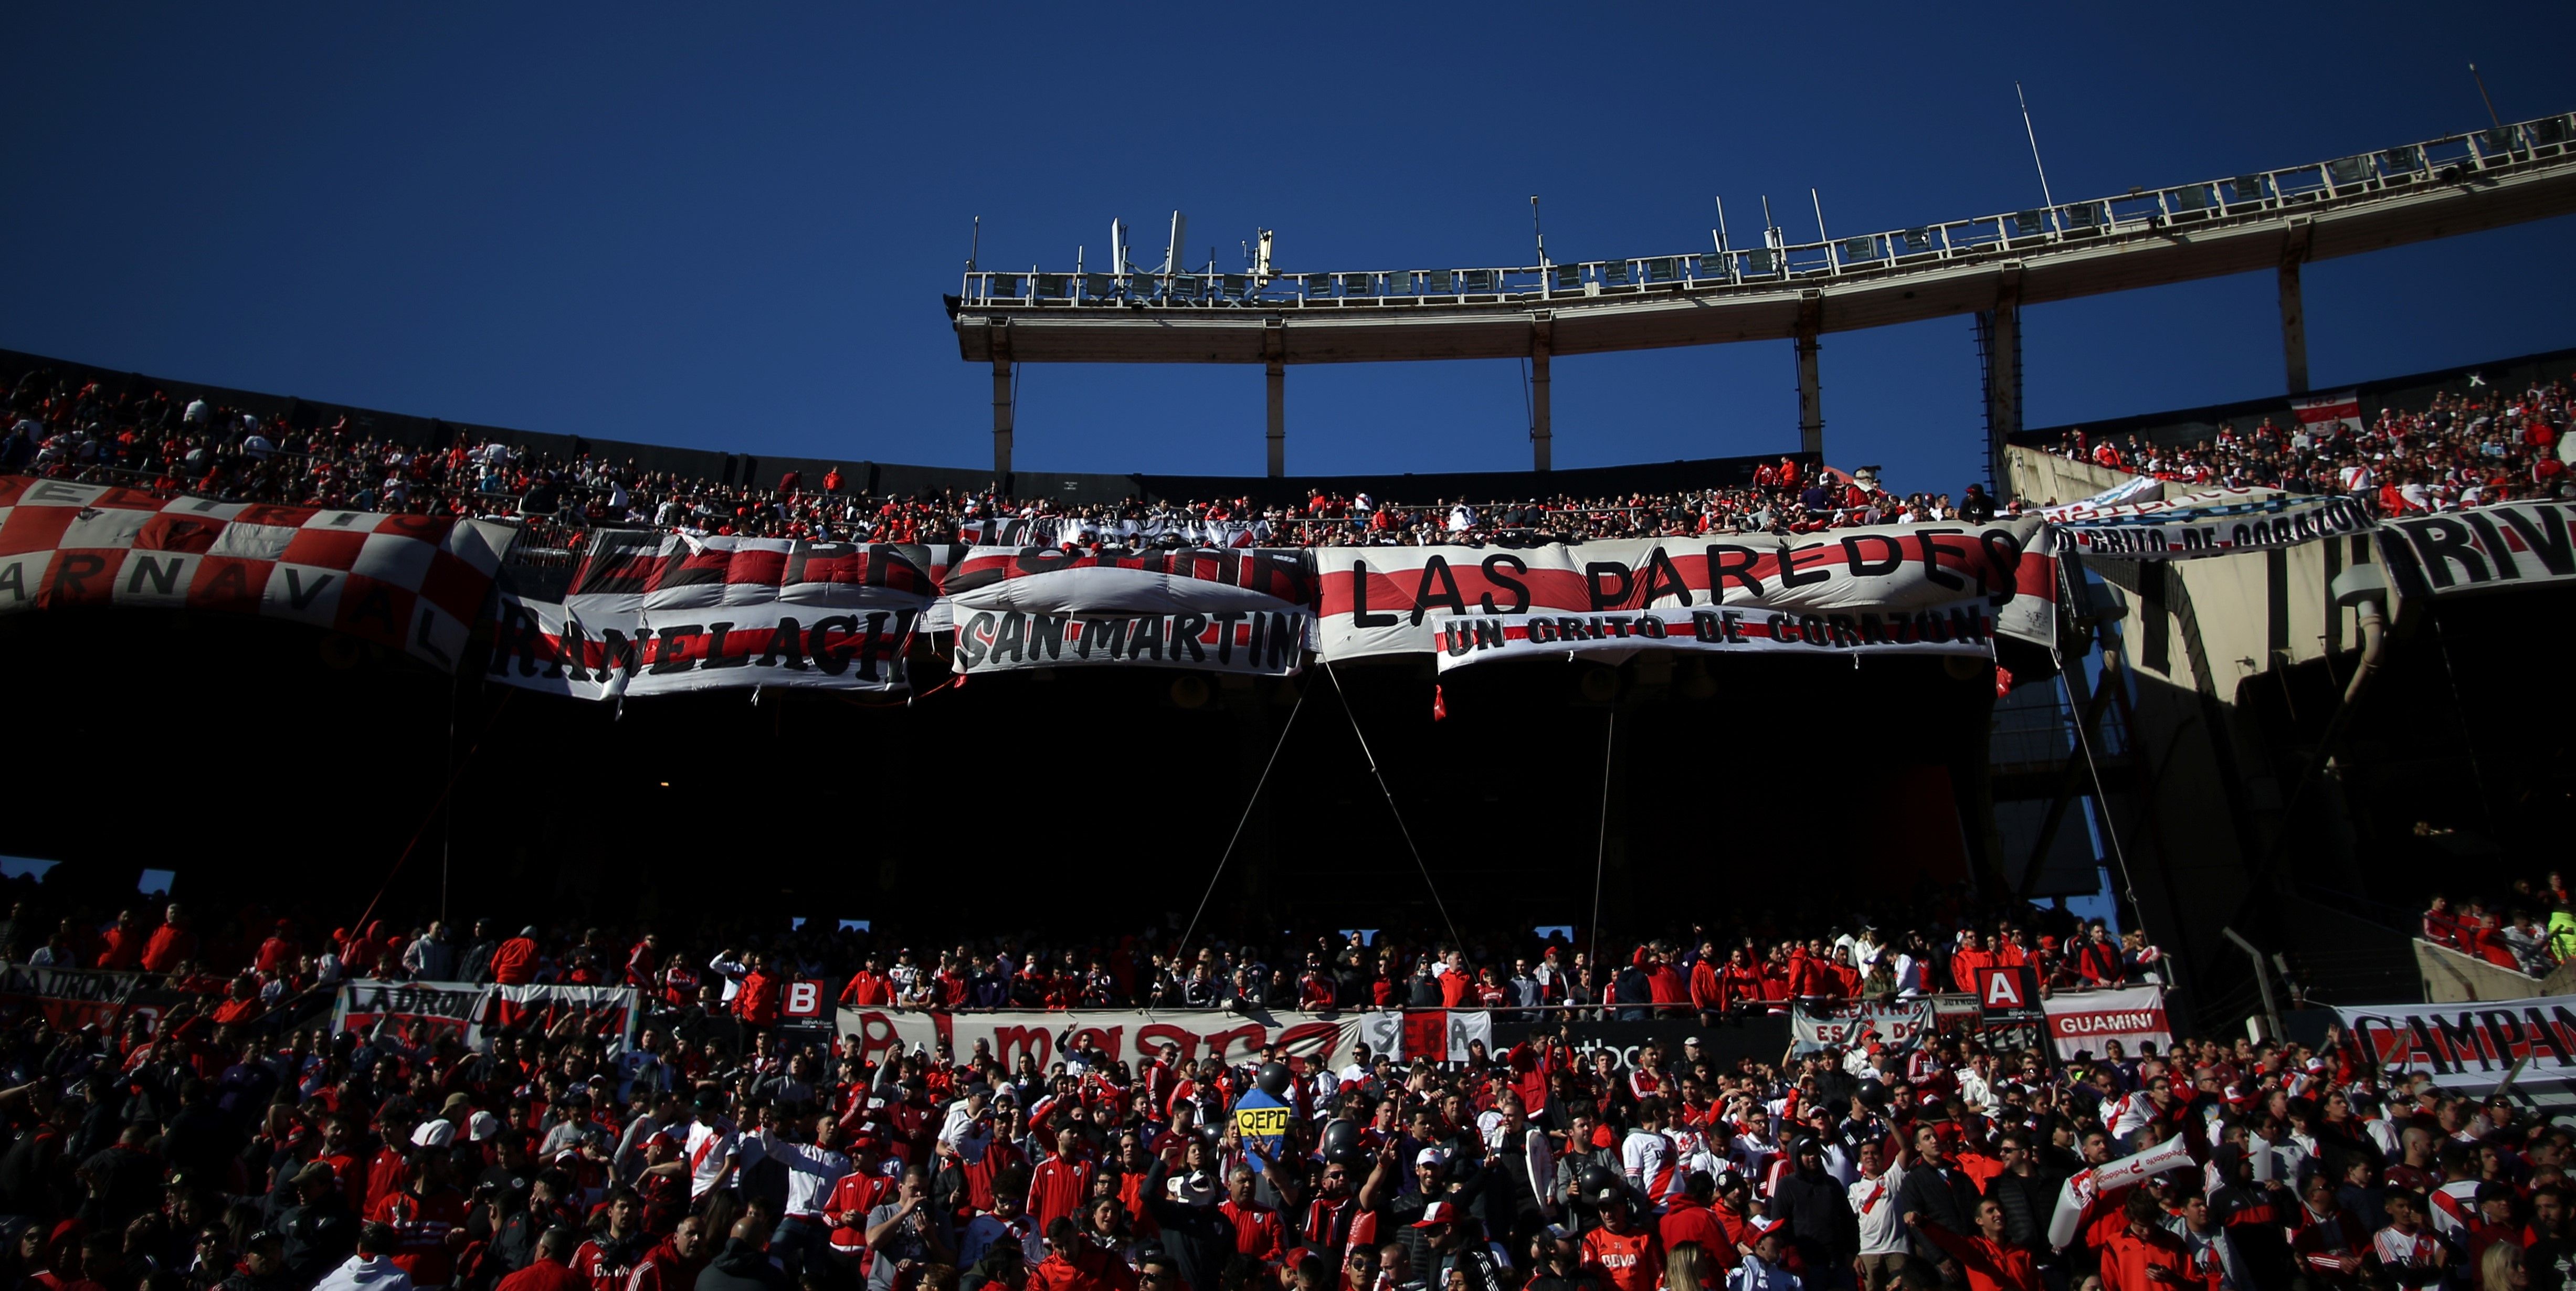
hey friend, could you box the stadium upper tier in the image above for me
[951,110,2576,364]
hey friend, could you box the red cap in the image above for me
[1412,1201,1463,1229]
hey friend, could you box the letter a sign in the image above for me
[1976,965,2041,1019]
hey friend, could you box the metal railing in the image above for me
[958,111,2575,311]
[857,980,2152,1017]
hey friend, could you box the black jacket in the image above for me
[1771,1165,1860,1266]
[694,1240,790,1291]
[1895,1161,1982,1259]
[278,1193,358,1282]
[1984,1168,2060,1251]
[494,1201,578,1274]
[78,1142,165,1230]
[1140,1158,1239,1291]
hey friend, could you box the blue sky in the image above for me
[5,4,2572,497]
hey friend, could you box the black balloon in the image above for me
[1321,1117,1360,1165]
[1257,1061,1293,1097]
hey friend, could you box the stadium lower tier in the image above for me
[0,606,1998,934]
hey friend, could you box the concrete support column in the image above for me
[1531,347,1553,472]
[990,356,1013,479]
[1793,291,1823,458]
[1265,358,1285,478]
[1262,317,1286,478]
[1987,300,2022,500]
[1794,331,1824,457]
[2281,218,2313,396]
[2279,260,2310,396]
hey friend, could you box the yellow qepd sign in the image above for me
[1234,1104,1290,1139]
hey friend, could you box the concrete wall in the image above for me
[2009,450,2383,675]
[2416,938,2545,1002]
[2007,449,2393,1030]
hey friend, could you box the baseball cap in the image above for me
[292,1161,336,1187]
[411,1120,456,1149]
[468,1112,504,1142]
[1415,1148,1449,1168]
[1412,1201,1463,1229]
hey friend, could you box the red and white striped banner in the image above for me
[0,477,512,668]
[485,533,952,699]
[944,546,1310,675]
[1312,518,2054,669]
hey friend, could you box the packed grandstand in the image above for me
[7,24,2576,1291]
[6,353,2569,569]
[0,878,2564,1291]
[5,215,2576,1291]
[1,314,2574,1291]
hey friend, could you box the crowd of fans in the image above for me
[0,362,2009,556]
[12,357,2574,562]
[0,887,2170,1028]
[2046,374,2576,514]
[2417,873,2576,978]
[0,883,2556,1291]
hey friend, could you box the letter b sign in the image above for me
[784,981,822,1018]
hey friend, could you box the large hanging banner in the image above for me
[333,978,483,1043]
[835,1006,1363,1071]
[1351,1009,1493,1062]
[0,477,514,668]
[2375,501,2576,601]
[331,979,641,1051]
[2044,486,2372,559]
[484,533,953,699]
[1552,1017,1796,1071]
[0,965,145,1029]
[1312,517,2055,667]
[1789,999,1937,1053]
[484,982,641,1051]
[958,514,1271,551]
[2042,986,2172,1060]
[2333,995,2576,1092]
[943,547,1311,676]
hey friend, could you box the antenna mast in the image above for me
[2015,82,2061,232]
[2470,62,2504,128]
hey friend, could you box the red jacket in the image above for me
[368,1184,471,1285]
[1918,1223,2041,1291]
[626,1237,708,1291]
[496,1258,589,1291]
[1028,1245,1137,1291]
[1658,1201,1739,1271]
[1219,1199,1285,1264]
[1028,1154,1095,1234]
[2100,1225,2192,1291]
[733,971,780,1024]
[1688,961,1723,1012]
[96,926,143,970]
[141,925,196,973]
[492,937,540,985]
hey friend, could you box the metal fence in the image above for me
[960,110,2576,311]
